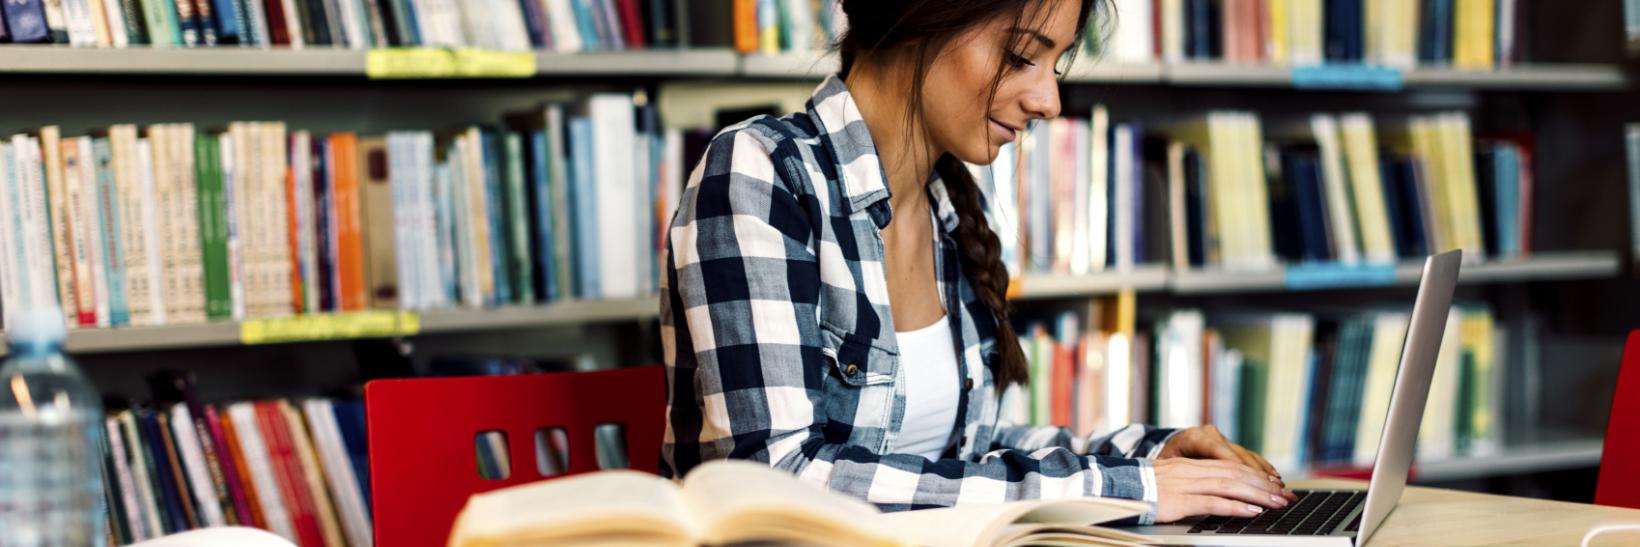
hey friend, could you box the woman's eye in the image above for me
[1006,52,1036,69]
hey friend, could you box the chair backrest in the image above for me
[366,366,666,547]
[1596,331,1640,509]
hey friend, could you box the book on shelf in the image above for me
[1015,303,1502,476]
[1628,124,1639,266]
[0,90,682,330]
[1097,0,1528,69]
[100,370,372,546]
[971,106,1530,281]
[447,458,1154,547]
[0,0,686,50]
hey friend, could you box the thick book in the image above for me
[448,460,1151,547]
[359,136,402,309]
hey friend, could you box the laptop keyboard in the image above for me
[1187,490,1367,536]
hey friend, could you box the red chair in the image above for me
[1597,331,1640,509]
[366,366,666,547]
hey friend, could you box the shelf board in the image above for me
[0,297,659,356]
[1415,438,1604,482]
[1059,62,1168,83]
[1164,62,1294,86]
[738,50,839,78]
[0,45,741,77]
[1014,265,1172,299]
[1169,250,1618,294]
[1399,64,1630,90]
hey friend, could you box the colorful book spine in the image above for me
[196,134,233,320]
[330,133,368,311]
[93,137,131,326]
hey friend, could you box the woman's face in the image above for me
[920,1,1079,165]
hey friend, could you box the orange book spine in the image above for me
[217,408,269,531]
[1051,342,1075,427]
[732,0,758,53]
[330,134,367,312]
[285,149,305,314]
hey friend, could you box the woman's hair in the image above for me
[835,0,1102,393]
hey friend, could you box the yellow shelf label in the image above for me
[241,311,421,345]
[453,48,536,78]
[366,48,458,78]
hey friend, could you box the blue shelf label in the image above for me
[1285,263,1397,289]
[1291,65,1404,91]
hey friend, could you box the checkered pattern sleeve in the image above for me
[993,424,1179,459]
[661,127,1168,522]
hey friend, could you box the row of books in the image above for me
[1006,303,1501,475]
[725,0,841,55]
[0,92,682,329]
[100,372,370,546]
[973,108,1531,277]
[0,0,683,50]
[1101,0,1526,70]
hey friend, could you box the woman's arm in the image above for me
[661,126,1284,523]
[993,423,1178,459]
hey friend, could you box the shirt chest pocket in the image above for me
[817,324,900,448]
[820,325,898,386]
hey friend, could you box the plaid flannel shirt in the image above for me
[660,75,1176,522]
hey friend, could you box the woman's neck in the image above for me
[845,62,941,216]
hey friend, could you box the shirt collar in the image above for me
[808,74,961,237]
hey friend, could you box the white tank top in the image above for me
[894,315,960,460]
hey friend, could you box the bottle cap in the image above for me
[7,308,67,346]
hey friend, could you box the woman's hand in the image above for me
[1153,457,1291,523]
[1159,424,1289,491]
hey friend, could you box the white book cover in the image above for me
[174,124,207,323]
[226,403,296,541]
[110,128,148,325]
[77,137,111,327]
[632,122,654,295]
[493,0,533,50]
[387,135,419,310]
[168,403,228,527]
[303,400,374,547]
[100,0,128,47]
[334,0,367,48]
[1113,124,1135,270]
[1311,114,1360,264]
[1157,310,1205,429]
[1103,332,1133,427]
[280,0,305,48]
[414,133,445,308]
[0,143,21,327]
[544,0,583,52]
[105,416,149,541]
[1110,0,1153,63]
[118,413,165,540]
[220,133,247,320]
[590,94,640,298]
[782,0,814,52]
[1086,106,1109,273]
[60,0,94,46]
[293,131,319,314]
[15,137,61,314]
[137,138,167,325]
[62,137,100,326]
[1069,119,1091,275]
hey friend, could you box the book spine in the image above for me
[197,134,231,320]
[360,137,402,309]
[276,0,301,47]
[202,406,255,527]
[193,0,218,44]
[228,403,294,540]
[481,132,511,305]
[62,138,100,326]
[313,137,337,311]
[167,404,227,527]
[501,132,533,305]
[85,0,113,46]
[262,122,294,316]
[39,128,78,324]
[210,0,242,43]
[93,137,130,326]
[293,131,318,313]
[329,134,366,311]
[40,0,66,41]
[256,402,325,547]
[3,0,53,42]
[100,0,130,46]
[222,131,246,319]
[173,0,200,45]
[215,406,269,530]
[133,137,166,324]
[280,402,348,547]
[0,144,20,328]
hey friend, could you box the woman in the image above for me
[660,0,1296,523]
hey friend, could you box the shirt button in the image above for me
[964,378,974,391]
[845,364,860,376]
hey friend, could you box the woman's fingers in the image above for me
[1183,494,1266,519]
[1161,460,1288,508]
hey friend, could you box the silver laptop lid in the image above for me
[1356,250,1462,545]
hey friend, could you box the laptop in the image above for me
[1121,250,1461,546]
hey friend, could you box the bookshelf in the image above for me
[1416,438,1606,483]
[0,45,744,77]
[1168,251,1620,295]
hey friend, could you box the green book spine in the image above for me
[196,135,231,320]
[1239,358,1267,454]
[1455,351,1476,455]
[121,0,151,44]
[503,133,535,306]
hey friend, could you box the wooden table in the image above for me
[1297,479,1640,546]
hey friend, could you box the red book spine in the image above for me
[257,402,324,547]
[615,0,646,48]
[263,0,290,45]
[203,406,256,526]
[1051,342,1075,427]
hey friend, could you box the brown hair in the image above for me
[835,0,1102,392]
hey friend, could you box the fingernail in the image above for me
[1272,495,1287,507]
[1248,505,1264,514]
[1268,475,1281,483]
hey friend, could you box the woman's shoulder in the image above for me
[698,111,833,193]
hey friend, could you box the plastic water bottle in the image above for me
[0,309,106,547]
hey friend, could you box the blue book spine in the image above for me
[0,4,8,40]
[1293,155,1332,262]
[1377,153,1413,259]
[518,0,546,47]
[571,0,600,50]
[1496,145,1520,257]
[529,130,557,302]
[569,117,600,299]
[1183,148,1207,267]
[331,400,372,513]
[138,408,189,533]
[1129,123,1146,264]
[93,138,130,326]
[314,138,337,312]
[2,0,51,42]
[211,0,243,43]
[433,163,460,304]
[482,132,512,305]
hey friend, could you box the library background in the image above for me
[0,0,1637,545]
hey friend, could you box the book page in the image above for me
[871,497,1151,547]
[447,470,696,547]
[678,460,903,546]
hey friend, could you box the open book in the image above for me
[447,460,1154,547]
